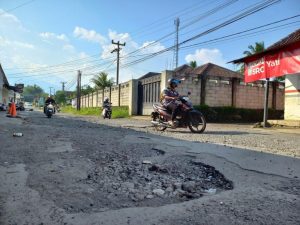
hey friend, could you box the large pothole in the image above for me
[66,153,233,213]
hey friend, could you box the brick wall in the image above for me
[78,80,139,115]
[205,79,232,107]
[176,76,201,105]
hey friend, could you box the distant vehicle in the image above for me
[0,103,7,111]
[24,102,34,111]
[16,102,25,111]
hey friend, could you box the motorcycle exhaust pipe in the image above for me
[151,121,168,127]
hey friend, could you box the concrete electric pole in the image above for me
[111,40,126,85]
[61,82,67,92]
[173,17,180,69]
[76,70,81,111]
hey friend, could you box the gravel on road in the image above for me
[62,114,300,158]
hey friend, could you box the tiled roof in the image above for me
[266,28,300,51]
[174,63,243,79]
[230,28,300,63]
[174,64,194,75]
[198,63,243,79]
[138,72,161,80]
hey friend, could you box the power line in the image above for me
[0,0,36,16]
[5,0,238,77]
[119,0,282,69]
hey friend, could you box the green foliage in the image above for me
[23,84,45,102]
[55,91,67,105]
[81,85,95,95]
[243,41,265,56]
[61,106,129,119]
[194,105,283,122]
[189,61,197,68]
[237,41,265,74]
[91,72,114,90]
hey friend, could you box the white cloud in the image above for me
[0,35,34,49]
[185,48,226,67]
[39,32,68,42]
[0,9,26,31]
[73,26,107,44]
[63,44,75,52]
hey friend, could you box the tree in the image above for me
[55,90,67,105]
[91,72,114,101]
[23,84,45,102]
[238,41,265,74]
[243,41,265,56]
[81,85,95,95]
[91,72,114,89]
[189,61,197,68]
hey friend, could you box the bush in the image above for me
[194,105,283,123]
[61,106,129,119]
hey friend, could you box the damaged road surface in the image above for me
[0,111,299,225]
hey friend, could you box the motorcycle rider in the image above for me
[103,96,110,108]
[102,97,111,118]
[44,95,56,113]
[161,78,181,127]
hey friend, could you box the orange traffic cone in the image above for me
[7,102,17,118]
[11,102,17,117]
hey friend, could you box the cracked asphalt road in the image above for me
[0,111,299,225]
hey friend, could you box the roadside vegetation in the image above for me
[195,105,283,122]
[61,105,129,119]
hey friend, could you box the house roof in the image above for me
[174,63,243,79]
[138,72,161,80]
[0,64,10,86]
[230,28,300,64]
[174,64,194,75]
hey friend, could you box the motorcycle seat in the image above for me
[153,103,168,111]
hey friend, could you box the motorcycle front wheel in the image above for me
[188,113,206,133]
[153,115,167,132]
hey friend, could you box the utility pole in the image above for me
[49,87,53,96]
[173,17,180,69]
[76,70,82,111]
[61,82,67,92]
[111,40,126,85]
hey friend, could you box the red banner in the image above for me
[244,42,300,82]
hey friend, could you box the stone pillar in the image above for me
[160,70,174,92]
[231,78,238,107]
[284,74,300,120]
[128,79,139,115]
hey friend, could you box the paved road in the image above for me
[63,114,300,158]
[0,111,299,225]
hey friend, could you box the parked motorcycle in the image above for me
[45,103,54,118]
[102,103,112,119]
[151,93,206,133]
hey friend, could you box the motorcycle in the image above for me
[102,103,112,119]
[151,93,206,133]
[45,103,54,118]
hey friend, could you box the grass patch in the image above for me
[61,106,129,119]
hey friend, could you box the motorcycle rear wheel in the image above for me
[188,114,206,133]
[153,115,167,131]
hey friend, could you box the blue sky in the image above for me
[0,0,299,93]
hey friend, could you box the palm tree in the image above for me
[238,41,265,74]
[189,61,197,68]
[91,72,114,101]
[243,41,265,56]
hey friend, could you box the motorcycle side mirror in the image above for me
[188,91,191,95]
